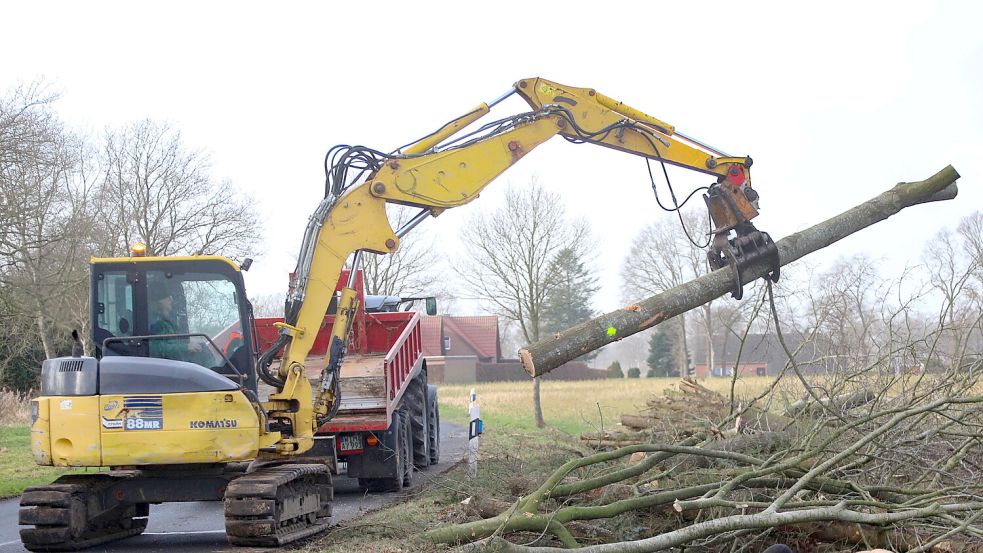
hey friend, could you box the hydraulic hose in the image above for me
[316,377,342,427]
[256,334,289,388]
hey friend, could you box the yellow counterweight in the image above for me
[31,390,270,467]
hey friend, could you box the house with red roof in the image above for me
[421,315,605,383]
[421,315,500,361]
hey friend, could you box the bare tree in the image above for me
[1,91,267,384]
[0,82,94,360]
[250,292,286,318]
[956,212,983,365]
[456,178,591,428]
[0,82,71,268]
[924,214,983,371]
[958,211,983,273]
[621,209,709,374]
[97,119,262,258]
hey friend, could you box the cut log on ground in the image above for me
[619,414,660,430]
[581,430,651,442]
[519,166,960,377]
[579,438,647,449]
[580,430,651,448]
[785,389,877,417]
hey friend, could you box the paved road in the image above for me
[0,422,466,553]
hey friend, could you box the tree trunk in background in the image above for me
[520,166,962,377]
[533,377,545,428]
[454,181,592,431]
[704,303,714,377]
[676,315,689,376]
[36,311,53,359]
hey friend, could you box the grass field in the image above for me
[436,377,776,435]
[0,426,101,499]
[0,390,75,498]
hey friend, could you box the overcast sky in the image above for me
[3,1,980,315]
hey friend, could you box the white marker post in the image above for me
[467,387,482,479]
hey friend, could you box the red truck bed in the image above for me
[253,273,424,434]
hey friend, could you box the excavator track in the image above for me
[224,463,333,547]
[19,475,148,552]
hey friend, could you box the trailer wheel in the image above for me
[361,411,405,493]
[400,408,414,487]
[407,370,431,469]
[426,384,440,465]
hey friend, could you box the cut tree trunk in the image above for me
[785,389,877,417]
[519,166,961,377]
[580,430,651,448]
[581,430,651,441]
[579,438,646,449]
[794,520,983,552]
[620,414,660,429]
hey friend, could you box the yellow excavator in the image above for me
[20,77,778,550]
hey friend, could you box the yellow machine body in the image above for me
[31,390,264,467]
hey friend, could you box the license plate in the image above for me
[338,434,364,453]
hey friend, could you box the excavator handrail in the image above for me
[102,333,248,386]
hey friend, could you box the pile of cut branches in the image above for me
[427,362,983,552]
[580,379,740,450]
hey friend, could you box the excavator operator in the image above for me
[149,287,177,335]
[148,286,202,362]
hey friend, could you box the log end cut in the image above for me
[519,347,536,377]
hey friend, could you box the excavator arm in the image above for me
[258,77,778,455]
[510,78,780,295]
[515,77,759,223]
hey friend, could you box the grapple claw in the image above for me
[708,223,780,299]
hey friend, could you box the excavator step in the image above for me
[19,476,148,552]
[224,463,333,547]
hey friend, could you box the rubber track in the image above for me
[224,463,333,547]
[19,475,147,552]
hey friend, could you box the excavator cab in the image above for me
[90,255,259,393]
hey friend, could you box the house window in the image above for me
[443,336,451,353]
[756,366,767,377]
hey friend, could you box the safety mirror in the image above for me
[425,297,437,316]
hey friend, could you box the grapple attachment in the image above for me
[707,223,780,300]
[704,176,780,300]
